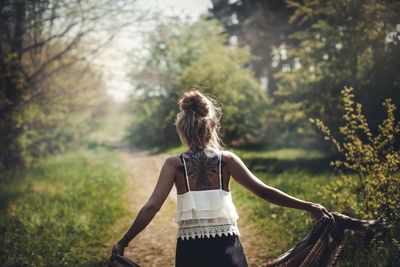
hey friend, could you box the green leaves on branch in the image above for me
[310,86,400,218]
[310,86,400,265]
[275,0,400,149]
[127,18,270,149]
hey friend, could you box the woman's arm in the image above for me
[114,156,177,254]
[225,151,332,220]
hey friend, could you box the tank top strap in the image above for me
[179,154,190,192]
[219,151,223,190]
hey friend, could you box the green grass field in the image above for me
[0,145,340,266]
[0,148,129,267]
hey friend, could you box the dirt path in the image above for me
[112,149,267,267]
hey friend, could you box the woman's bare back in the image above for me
[174,148,231,195]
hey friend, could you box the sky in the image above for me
[94,0,212,102]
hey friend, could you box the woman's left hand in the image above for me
[307,202,334,221]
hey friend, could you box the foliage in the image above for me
[209,0,296,92]
[126,18,270,149]
[272,0,400,148]
[310,86,400,265]
[4,59,111,168]
[0,0,139,169]
[0,148,129,266]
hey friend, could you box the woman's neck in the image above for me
[190,145,204,152]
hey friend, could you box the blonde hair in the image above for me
[175,89,224,150]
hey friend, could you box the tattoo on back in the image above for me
[180,149,221,191]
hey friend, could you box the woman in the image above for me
[112,89,333,267]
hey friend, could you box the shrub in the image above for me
[310,86,400,266]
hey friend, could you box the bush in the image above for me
[310,86,400,266]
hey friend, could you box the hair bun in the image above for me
[180,90,209,117]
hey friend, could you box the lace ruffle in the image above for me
[177,222,240,240]
[175,189,240,240]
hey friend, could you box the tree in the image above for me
[0,0,143,168]
[273,0,400,148]
[209,0,296,95]
[12,52,111,166]
[126,18,270,149]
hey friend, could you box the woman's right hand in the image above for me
[307,202,333,221]
[112,241,127,256]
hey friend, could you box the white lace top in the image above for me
[175,151,240,240]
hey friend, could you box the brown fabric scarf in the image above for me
[259,211,389,267]
[108,246,140,267]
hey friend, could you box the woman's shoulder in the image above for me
[221,149,239,165]
[165,154,182,167]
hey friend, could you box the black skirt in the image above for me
[175,234,248,267]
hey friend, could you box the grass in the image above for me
[0,142,339,266]
[232,147,326,160]
[0,147,129,267]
